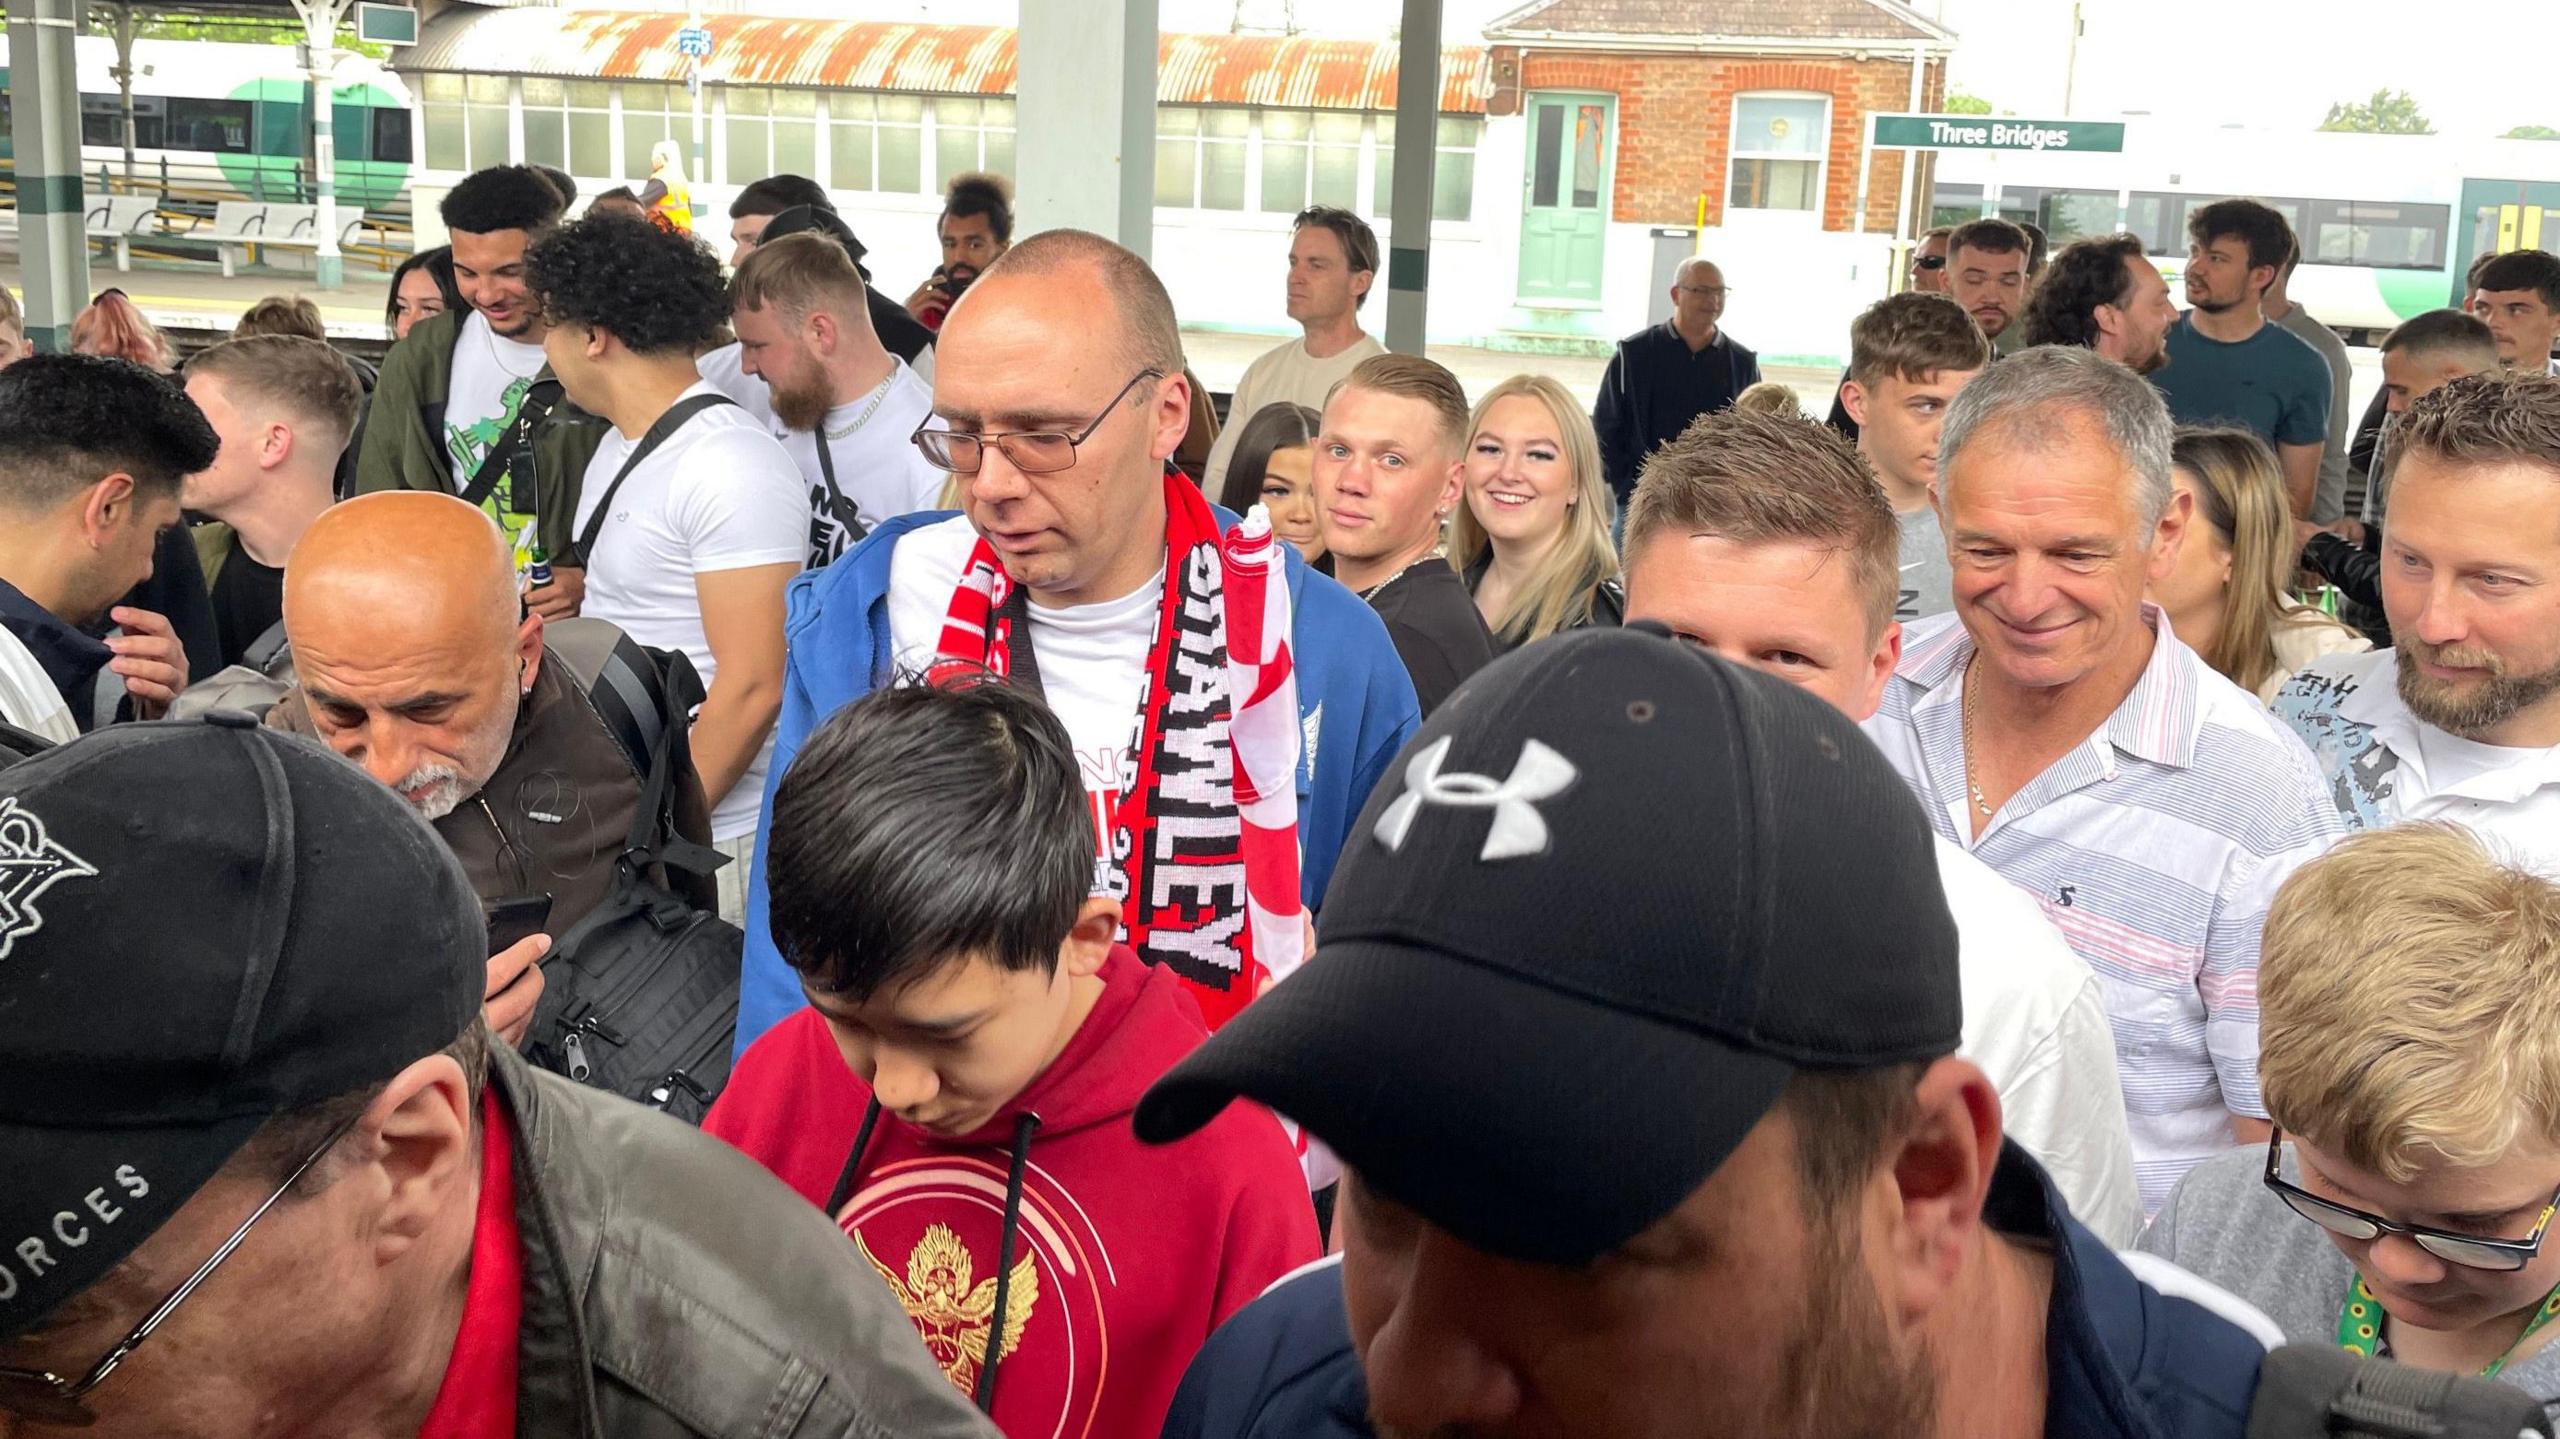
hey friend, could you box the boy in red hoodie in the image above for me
[707,677,1319,1439]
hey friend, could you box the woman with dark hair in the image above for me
[384,246,463,341]
[1214,402,1323,562]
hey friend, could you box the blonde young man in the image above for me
[2142,824,2560,1405]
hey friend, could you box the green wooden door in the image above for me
[1517,93,1612,303]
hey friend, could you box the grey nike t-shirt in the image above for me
[1898,505,1954,621]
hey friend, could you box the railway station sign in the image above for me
[1869,113,2126,154]
[676,24,713,58]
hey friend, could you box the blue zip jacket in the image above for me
[1159,1146,2271,1439]
[737,509,1423,1057]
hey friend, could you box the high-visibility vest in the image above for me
[652,177,694,233]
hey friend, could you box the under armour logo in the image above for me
[1375,736,1578,862]
[0,796,95,960]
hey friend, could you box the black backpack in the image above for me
[523,638,741,1124]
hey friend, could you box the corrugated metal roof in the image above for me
[401,10,1487,112]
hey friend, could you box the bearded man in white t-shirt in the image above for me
[2277,372,2560,879]
[1620,404,2144,1244]
[731,232,945,569]
[730,228,1421,1061]
[526,212,808,921]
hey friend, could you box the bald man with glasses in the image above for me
[728,228,1420,1060]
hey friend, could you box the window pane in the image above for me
[831,122,874,190]
[1159,106,1198,137]
[1316,111,1362,144]
[1156,138,1195,207]
[983,98,1015,126]
[469,105,509,167]
[424,105,465,170]
[774,119,815,177]
[624,112,668,170]
[467,75,509,106]
[1729,157,1818,212]
[1733,95,1824,156]
[2040,189,2116,244]
[568,111,609,177]
[877,119,921,192]
[1203,138,1246,210]
[938,98,980,126]
[421,73,463,103]
[1205,108,1250,139]
[1570,104,1604,209]
[879,94,923,124]
[1530,105,1562,208]
[525,109,565,169]
[727,87,769,116]
[1437,116,1479,148]
[1262,141,1307,212]
[833,93,876,121]
[774,89,816,118]
[937,127,978,187]
[1265,109,1310,142]
[1311,141,1358,210]
[984,129,1013,177]
[566,81,611,109]
[726,117,768,181]
[1434,147,1473,222]
[523,78,564,107]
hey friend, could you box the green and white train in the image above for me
[1932,124,2560,338]
[0,35,412,209]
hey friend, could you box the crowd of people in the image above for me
[2,154,2559,1439]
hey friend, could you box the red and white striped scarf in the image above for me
[930,474,1303,1029]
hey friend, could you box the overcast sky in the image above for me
[856,0,2560,141]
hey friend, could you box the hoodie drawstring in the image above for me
[825,1096,884,1216]
[973,1110,1042,1415]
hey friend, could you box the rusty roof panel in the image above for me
[403,11,1484,112]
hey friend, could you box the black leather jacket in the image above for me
[491,1048,999,1438]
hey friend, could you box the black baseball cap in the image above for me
[1136,626,1962,1265]
[760,204,872,280]
[0,716,484,1340]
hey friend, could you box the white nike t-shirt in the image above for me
[574,382,809,840]
[445,311,551,566]
[886,515,1160,888]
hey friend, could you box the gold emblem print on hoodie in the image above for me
[859,1222,1039,1396]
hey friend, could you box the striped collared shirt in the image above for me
[1862,610,2342,1212]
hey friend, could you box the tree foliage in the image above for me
[2506,124,2560,141]
[2319,88,2435,135]
[1943,93,1993,115]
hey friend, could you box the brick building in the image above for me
[1495,0,1945,235]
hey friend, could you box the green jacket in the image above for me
[351,309,609,564]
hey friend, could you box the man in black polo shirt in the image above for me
[1591,257,1760,508]
[0,354,214,738]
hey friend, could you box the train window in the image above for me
[371,107,411,165]
[2040,189,2117,243]
[1932,184,1984,230]
[167,98,253,156]
[2307,199,2448,270]
[2127,192,2181,253]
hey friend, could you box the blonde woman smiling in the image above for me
[1450,374,1622,650]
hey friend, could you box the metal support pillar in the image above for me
[1382,0,1441,355]
[292,0,352,288]
[1016,0,1158,257]
[5,0,89,351]
[687,0,704,224]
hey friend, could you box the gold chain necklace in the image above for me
[1961,654,1994,819]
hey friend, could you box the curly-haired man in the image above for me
[527,213,808,915]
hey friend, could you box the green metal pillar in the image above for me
[1383,0,1441,355]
